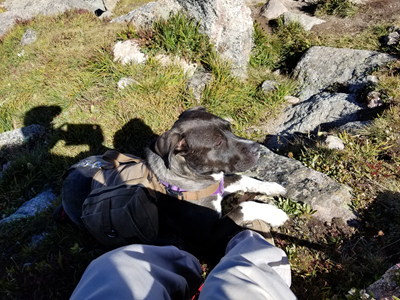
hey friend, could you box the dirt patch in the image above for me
[249,0,400,36]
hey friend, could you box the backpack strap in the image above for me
[102,150,142,169]
[95,150,224,201]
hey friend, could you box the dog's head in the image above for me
[154,107,260,176]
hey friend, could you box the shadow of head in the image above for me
[24,105,62,128]
[113,118,158,157]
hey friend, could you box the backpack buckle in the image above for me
[107,229,116,238]
[165,185,184,199]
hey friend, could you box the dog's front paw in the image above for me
[240,202,288,228]
[257,182,287,196]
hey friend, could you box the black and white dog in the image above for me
[62,106,288,261]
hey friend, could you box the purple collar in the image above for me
[160,177,225,197]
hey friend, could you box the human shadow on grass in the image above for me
[113,118,159,158]
[0,105,108,202]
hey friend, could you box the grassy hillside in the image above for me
[0,0,399,298]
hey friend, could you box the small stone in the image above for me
[283,12,325,31]
[261,80,277,93]
[0,190,57,225]
[384,32,400,46]
[104,0,119,11]
[284,95,300,104]
[366,91,383,109]
[259,0,288,20]
[324,135,345,150]
[20,29,37,46]
[366,75,379,85]
[118,77,138,90]
[186,71,213,102]
[113,40,148,65]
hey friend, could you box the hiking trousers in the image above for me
[70,230,297,300]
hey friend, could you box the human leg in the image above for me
[70,244,202,300]
[198,230,297,300]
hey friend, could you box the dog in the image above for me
[61,106,288,261]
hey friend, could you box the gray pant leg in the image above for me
[198,230,297,300]
[70,244,202,300]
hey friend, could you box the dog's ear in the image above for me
[178,106,206,119]
[154,130,188,165]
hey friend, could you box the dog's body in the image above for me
[62,107,287,261]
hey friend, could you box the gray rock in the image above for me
[266,93,366,149]
[30,232,48,247]
[104,0,119,11]
[0,0,106,36]
[338,121,371,134]
[366,263,400,299]
[2,0,103,15]
[384,31,400,46]
[294,46,396,101]
[117,77,139,90]
[261,80,277,93]
[366,75,379,85]
[0,190,57,225]
[282,12,325,31]
[186,71,214,102]
[0,10,30,37]
[0,124,45,148]
[20,29,37,46]
[244,145,355,223]
[111,0,181,28]
[175,0,254,78]
[366,91,383,109]
[259,0,288,20]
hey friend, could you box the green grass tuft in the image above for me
[316,0,358,18]
[118,11,215,68]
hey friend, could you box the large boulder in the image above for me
[175,0,253,78]
[294,46,396,101]
[264,46,397,149]
[111,0,182,28]
[265,93,366,149]
[0,0,114,36]
[2,0,106,13]
[246,146,355,223]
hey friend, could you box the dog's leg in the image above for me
[224,175,286,196]
[227,201,288,228]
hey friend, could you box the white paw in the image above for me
[257,182,287,196]
[241,202,288,227]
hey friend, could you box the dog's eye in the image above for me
[214,137,223,147]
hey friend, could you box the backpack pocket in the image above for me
[81,184,158,247]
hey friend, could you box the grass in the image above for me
[316,0,358,18]
[0,1,400,299]
[250,19,313,72]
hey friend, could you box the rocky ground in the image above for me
[250,0,400,34]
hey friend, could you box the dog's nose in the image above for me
[249,142,260,156]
